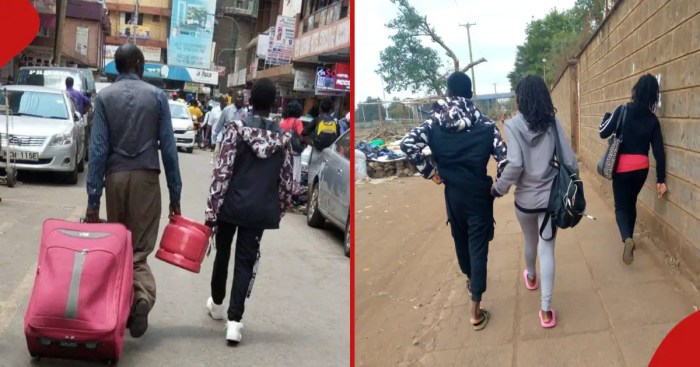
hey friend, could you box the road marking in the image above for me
[0,206,84,337]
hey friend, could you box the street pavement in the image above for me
[356,170,698,367]
[0,148,349,366]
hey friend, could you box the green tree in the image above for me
[508,0,606,90]
[377,0,487,96]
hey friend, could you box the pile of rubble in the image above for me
[367,159,417,179]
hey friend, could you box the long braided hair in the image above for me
[515,75,557,133]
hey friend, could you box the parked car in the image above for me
[306,130,350,257]
[16,67,96,160]
[0,85,87,184]
[169,101,196,153]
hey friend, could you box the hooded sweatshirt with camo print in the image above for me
[400,96,508,182]
[206,117,294,228]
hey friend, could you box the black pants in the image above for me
[445,184,494,302]
[612,168,648,242]
[211,221,264,321]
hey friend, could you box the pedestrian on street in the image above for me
[212,96,246,163]
[279,101,306,201]
[85,44,182,338]
[302,99,340,182]
[204,78,294,344]
[65,76,91,116]
[598,74,666,265]
[492,75,579,329]
[400,72,508,331]
[204,96,228,154]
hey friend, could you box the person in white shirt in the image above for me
[212,97,247,163]
[204,96,227,153]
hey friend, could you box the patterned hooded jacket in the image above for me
[400,96,508,180]
[205,119,295,225]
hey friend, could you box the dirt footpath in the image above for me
[355,172,697,367]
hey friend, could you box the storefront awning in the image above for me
[104,60,220,85]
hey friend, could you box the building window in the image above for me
[153,15,161,22]
[124,13,144,26]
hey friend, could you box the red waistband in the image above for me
[617,154,649,173]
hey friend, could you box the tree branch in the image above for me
[460,58,487,72]
[421,16,460,71]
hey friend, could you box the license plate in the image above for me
[0,150,39,161]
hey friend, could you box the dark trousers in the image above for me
[612,168,648,242]
[444,184,494,302]
[105,170,161,311]
[210,221,264,322]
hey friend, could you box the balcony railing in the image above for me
[219,0,258,18]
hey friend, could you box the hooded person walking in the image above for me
[492,75,579,328]
[400,72,507,330]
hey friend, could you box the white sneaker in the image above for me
[226,320,243,343]
[206,297,225,320]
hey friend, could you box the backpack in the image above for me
[290,118,306,155]
[313,116,338,150]
[539,120,588,241]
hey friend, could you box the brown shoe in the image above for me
[129,299,150,338]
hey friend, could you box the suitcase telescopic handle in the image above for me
[79,217,108,223]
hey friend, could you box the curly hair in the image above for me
[515,75,556,133]
[283,101,303,118]
[249,78,277,111]
[631,73,659,111]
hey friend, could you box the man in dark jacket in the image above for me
[85,44,182,338]
[400,72,507,331]
[204,78,294,344]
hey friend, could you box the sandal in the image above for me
[539,309,557,328]
[523,269,538,290]
[623,238,635,265]
[472,309,491,331]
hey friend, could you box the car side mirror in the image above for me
[73,111,81,122]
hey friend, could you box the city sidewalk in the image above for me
[356,170,697,367]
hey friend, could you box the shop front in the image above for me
[103,60,219,94]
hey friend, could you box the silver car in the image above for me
[0,86,87,184]
[169,101,196,153]
[307,130,351,257]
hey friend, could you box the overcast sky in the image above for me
[356,0,577,105]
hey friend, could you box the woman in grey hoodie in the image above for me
[492,75,578,328]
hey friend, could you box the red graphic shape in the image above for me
[649,311,700,366]
[0,2,39,68]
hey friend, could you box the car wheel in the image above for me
[5,167,17,188]
[344,216,350,258]
[186,147,194,154]
[65,157,79,185]
[306,182,325,228]
[77,154,85,173]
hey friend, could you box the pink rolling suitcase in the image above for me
[24,219,133,364]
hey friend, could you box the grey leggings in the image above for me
[515,208,556,311]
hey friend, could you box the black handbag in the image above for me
[597,105,627,180]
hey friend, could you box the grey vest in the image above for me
[98,78,161,175]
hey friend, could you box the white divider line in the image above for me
[0,205,85,337]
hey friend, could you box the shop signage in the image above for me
[293,68,315,92]
[106,45,161,62]
[169,0,216,69]
[315,64,350,94]
[119,24,151,40]
[294,17,349,60]
[267,16,296,65]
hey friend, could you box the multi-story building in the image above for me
[212,0,258,94]
[2,0,111,81]
[235,0,349,114]
[103,0,221,93]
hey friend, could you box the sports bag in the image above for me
[314,117,338,150]
[540,120,589,241]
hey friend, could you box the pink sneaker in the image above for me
[523,269,538,290]
[539,310,557,328]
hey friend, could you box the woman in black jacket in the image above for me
[599,74,667,265]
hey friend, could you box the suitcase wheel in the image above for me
[103,359,116,366]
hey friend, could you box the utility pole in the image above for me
[53,0,68,65]
[132,0,140,46]
[460,22,477,105]
[493,83,497,94]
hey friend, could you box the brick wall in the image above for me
[550,0,700,288]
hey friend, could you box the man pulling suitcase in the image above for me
[85,44,183,338]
